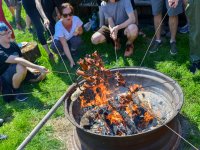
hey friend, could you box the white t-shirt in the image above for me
[54,16,83,40]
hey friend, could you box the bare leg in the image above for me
[124,24,138,56]
[25,15,31,29]
[125,24,138,44]
[91,32,106,45]
[169,16,178,42]
[154,13,162,40]
[12,64,27,89]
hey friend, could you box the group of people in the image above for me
[0,0,200,140]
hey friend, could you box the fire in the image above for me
[106,110,123,124]
[77,51,157,136]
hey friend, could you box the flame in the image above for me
[144,112,154,123]
[80,83,111,108]
[106,110,123,124]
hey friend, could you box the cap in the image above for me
[0,22,9,33]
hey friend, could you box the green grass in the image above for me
[0,2,200,149]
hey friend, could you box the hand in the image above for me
[43,18,50,29]
[73,28,79,36]
[110,26,119,40]
[70,60,75,68]
[168,0,179,8]
[38,66,49,74]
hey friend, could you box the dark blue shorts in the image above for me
[1,64,17,86]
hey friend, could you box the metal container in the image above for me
[65,67,184,150]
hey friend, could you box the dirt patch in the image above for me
[47,117,74,150]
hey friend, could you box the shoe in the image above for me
[0,119,4,125]
[124,43,134,57]
[13,88,28,102]
[189,61,200,74]
[0,134,7,140]
[170,42,178,55]
[25,71,43,83]
[179,24,189,34]
[149,40,162,53]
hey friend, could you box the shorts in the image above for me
[151,0,183,16]
[1,64,17,86]
[97,26,126,44]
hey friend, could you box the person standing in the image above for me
[22,0,54,60]
[149,0,183,55]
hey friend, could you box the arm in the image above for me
[168,0,179,8]
[5,56,48,73]
[35,0,50,27]
[59,37,75,68]
[117,12,135,30]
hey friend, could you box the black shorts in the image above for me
[97,26,126,44]
[1,64,17,86]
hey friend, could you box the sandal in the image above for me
[124,43,134,57]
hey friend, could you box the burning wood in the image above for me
[77,51,157,136]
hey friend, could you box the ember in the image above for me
[76,51,158,136]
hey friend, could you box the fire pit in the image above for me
[65,54,183,150]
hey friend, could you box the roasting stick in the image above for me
[47,27,74,84]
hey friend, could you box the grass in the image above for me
[0,2,200,149]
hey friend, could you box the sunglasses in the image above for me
[0,30,12,36]
[62,13,73,18]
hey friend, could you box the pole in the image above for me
[17,83,77,150]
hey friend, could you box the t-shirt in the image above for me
[101,0,134,25]
[0,42,22,75]
[54,16,83,41]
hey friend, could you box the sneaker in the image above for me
[170,42,178,55]
[0,118,4,125]
[179,24,189,34]
[0,134,7,140]
[149,40,162,54]
[13,88,28,102]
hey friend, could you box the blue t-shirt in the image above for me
[101,0,134,25]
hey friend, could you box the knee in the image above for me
[16,64,27,76]
[128,24,138,37]
[91,34,102,45]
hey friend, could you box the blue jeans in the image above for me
[50,36,83,54]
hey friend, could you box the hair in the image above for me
[60,3,74,15]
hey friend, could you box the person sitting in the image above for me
[91,0,138,57]
[51,3,83,68]
[0,22,48,102]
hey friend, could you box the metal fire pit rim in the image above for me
[65,67,184,137]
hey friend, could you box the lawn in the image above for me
[0,1,200,150]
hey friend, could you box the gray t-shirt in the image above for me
[101,0,134,25]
